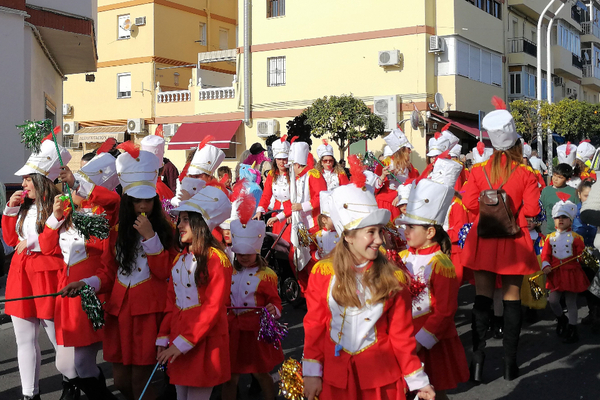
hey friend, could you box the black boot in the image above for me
[582,304,596,325]
[562,324,579,343]
[470,295,492,383]
[59,377,81,400]
[502,300,522,381]
[493,315,504,339]
[556,314,569,337]
[71,368,119,400]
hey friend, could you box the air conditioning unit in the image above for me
[135,16,146,26]
[378,50,402,67]
[62,121,78,135]
[256,119,280,138]
[554,76,564,86]
[428,36,446,53]
[373,95,399,131]
[163,123,179,137]
[62,104,72,115]
[127,118,146,134]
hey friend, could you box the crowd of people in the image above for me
[2,95,600,400]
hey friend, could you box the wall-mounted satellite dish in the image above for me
[434,93,446,112]
[410,110,422,130]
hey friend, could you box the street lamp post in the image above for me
[537,0,556,160]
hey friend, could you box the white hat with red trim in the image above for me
[320,190,333,216]
[141,135,165,167]
[472,142,493,164]
[116,142,160,199]
[557,142,577,167]
[271,135,290,159]
[330,184,390,235]
[482,96,520,151]
[77,140,119,191]
[577,140,595,162]
[172,185,232,231]
[397,184,412,206]
[189,136,225,176]
[15,137,72,181]
[288,141,310,166]
[429,158,462,188]
[427,133,451,157]
[384,128,413,154]
[450,144,462,158]
[441,122,459,149]
[317,139,334,159]
[552,192,577,220]
[397,178,454,226]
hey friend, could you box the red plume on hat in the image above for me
[441,122,451,132]
[290,136,298,144]
[237,191,256,226]
[117,140,140,159]
[491,96,507,110]
[582,139,591,143]
[97,138,117,155]
[230,178,247,202]
[198,135,214,150]
[438,149,451,160]
[566,141,572,155]
[477,141,485,156]
[280,135,288,143]
[178,162,190,183]
[155,124,164,138]
[348,155,366,188]
[434,132,442,140]
[557,192,570,202]
[322,139,328,146]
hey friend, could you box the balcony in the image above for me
[507,37,541,68]
[573,53,584,69]
[553,45,583,79]
[582,64,600,91]
[582,21,600,44]
[507,0,547,20]
[157,90,192,103]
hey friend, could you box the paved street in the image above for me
[0,280,598,399]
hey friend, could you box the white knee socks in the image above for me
[175,385,213,400]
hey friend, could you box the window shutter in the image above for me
[491,54,502,86]
[469,46,481,82]
[457,41,470,77]
[481,51,492,85]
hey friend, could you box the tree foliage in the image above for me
[303,95,385,159]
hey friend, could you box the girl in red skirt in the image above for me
[303,180,435,400]
[157,186,232,400]
[222,208,284,400]
[3,138,71,400]
[542,195,589,343]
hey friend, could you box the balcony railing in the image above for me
[573,53,584,69]
[198,87,235,100]
[582,21,600,39]
[507,37,537,57]
[572,6,582,25]
[582,63,600,79]
[157,90,192,103]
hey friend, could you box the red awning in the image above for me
[432,114,489,139]
[168,120,242,150]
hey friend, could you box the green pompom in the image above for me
[77,284,105,331]
[72,211,110,240]
[16,119,52,153]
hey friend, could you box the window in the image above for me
[267,56,286,86]
[117,73,131,98]
[267,0,285,18]
[453,39,501,87]
[466,0,501,20]
[219,29,229,50]
[174,72,180,87]
[118,14,131,40]
[557,21,581,55]
[224,134,237,159]
[198,23,207,46]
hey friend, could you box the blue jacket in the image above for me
[574,202,597,247]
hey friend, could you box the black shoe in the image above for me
[470,350,485,383]
[562,324,579,343]
[72,368,119,400]
[23,395,41,400]
[493,316,504,339]
[59,379,81,400]
[556,314,569,337]
[503,360,520,381]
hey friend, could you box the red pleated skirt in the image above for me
[103,290,163,366]
[546,262,590,293]
[228,318,284,374]
[418,336,469,391]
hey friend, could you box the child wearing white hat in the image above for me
[221,195,283,400]
[396,177,469,395]
[315,139,349,190]
[472,142,494,164]
[557,142,582,189]
[521,141,546,191]
[4,133,72,400]
[542,193,589,343]
[311,191,340,261]
[302,174,435,400]
[141,134,174,201]
[156,185,232,398]
[576,140,597,181]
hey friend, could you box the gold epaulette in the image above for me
[394,269,408,284]
[431,253,457,279]
[399,249,410,259]
[312,260,334,275]
[472,160,489,168]
[572,232,584,242]
[210,247,232,268]
[308,169,322,179]
[257,267,278,285]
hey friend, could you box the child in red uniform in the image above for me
[399,177,469,400]
[302,179,435,400]
[157,186,232,400]
[3,138,71,400]
[222,202,283,400]
[543,194,589,343]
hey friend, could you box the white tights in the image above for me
[55,342,102,380]
[11,316,58,397]
[549,291,579,325]
[175,385,213,400]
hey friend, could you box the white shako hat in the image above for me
[449,144,462,158]
[384,128,413,154]
[397,179,454,226]
[76,138,119,192]
[15,137,72,181]
[141,135,165,167]
[472,142,493,164]
[427,133,451,157]
[429,158,462,188]
[577,140,595,162]
[441,122,460,149]
[522,142,532,159]
[180,177,206,198]
[329,184,390,236]
[557,142,577,167]
[552,192,577,221]
[319,190,333,216]
[172,185,232,231]
[397,184,412,206]
[288,141,310,166]
[383,145,394,157]
[317,139,334,159]
[271,135,290,159]
[116,142,160,199]
[188,136,225,176]
[482,96,520,151]
[231,219,266,254]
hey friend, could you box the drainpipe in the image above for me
[244,0,251,126]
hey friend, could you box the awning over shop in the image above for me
[430,114,489,140]
[73,126,127,143]
[168,120,242,150]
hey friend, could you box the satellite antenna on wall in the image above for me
[434,93,446,112]
[410,110,423,130]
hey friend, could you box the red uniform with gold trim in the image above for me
[400,245,469,391]
[2,204,63,320]
[375,159,419,221]
[444,196,470,282]
[302,260,430,400]
[257,170,291,243]
[156,177,174,202]
[156,248,232,387]
[228,266,284,373]
[461,156,541,275]
[38,185,120,347]
[581,165,597,181]
[542,229,589,292]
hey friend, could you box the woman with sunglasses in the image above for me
[315,140,349,191]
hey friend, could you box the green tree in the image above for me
[509,99,554,142]
[303,94,385,159]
